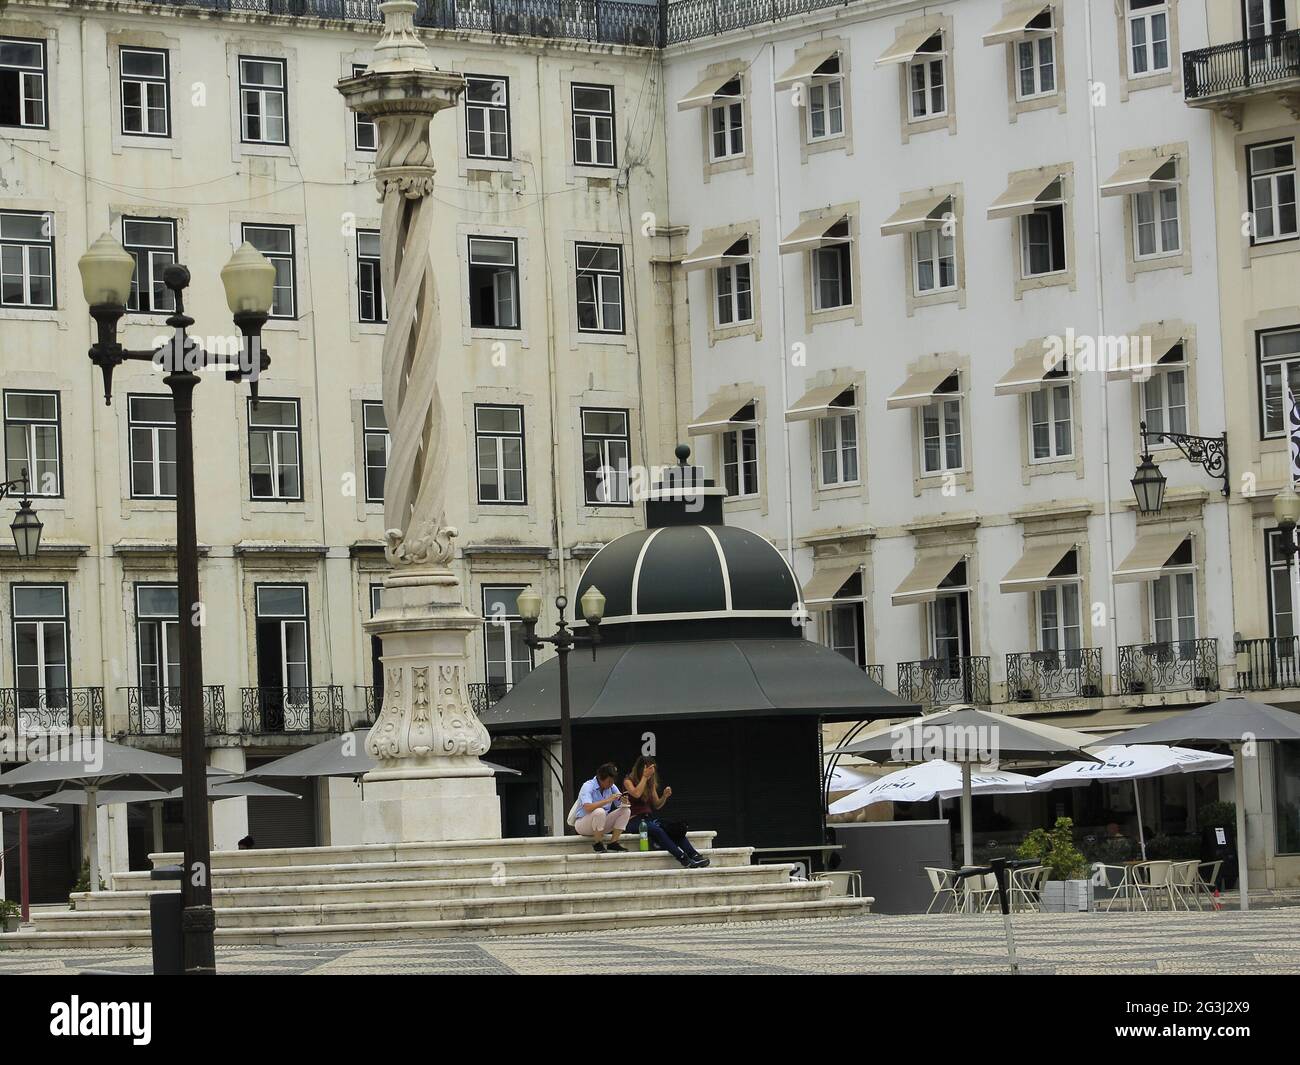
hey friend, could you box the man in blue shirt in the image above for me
[574,762,631,852]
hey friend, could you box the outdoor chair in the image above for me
[964,871,1000,913]
[1008,865,1046,913]
[1195,860,1223,907]
[925,867,961,914]
[813,870,862,898]
[1168,860,1201,911]
[1131,860,1175,911]
[1094,864,1136,912]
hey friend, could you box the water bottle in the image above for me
[639,822,650,852]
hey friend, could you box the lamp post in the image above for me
[77,233,275,974]
[1131,421,1229,515]
[2,471,41,560]
[516,586,606,822]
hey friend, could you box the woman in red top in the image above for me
[623,757,708,868]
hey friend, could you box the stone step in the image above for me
[110,846,751,892]
[46,880,832,931]
[144,832,718,872]
[80,862,790,912]
[5,897,871,949]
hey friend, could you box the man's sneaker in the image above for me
[607,842,626,852]
[592,842,606,853]
[688,855,710,869]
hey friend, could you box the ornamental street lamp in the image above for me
[77,233,275,975]
[1131,421,1229,515]
[516,586,606,822]
[1273,484,1300,562]
[2,471,41,561]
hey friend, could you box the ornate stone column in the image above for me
[337,1,500,843]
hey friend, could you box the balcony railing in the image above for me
[1235,636,1300,691]
[1117,638,1219,696]
[863,664,885,689]
[354,685,381,727]
[123,686,228,735]
[239,685,346,734]
[1184,31,1300,102]
[897,657,991,709]
[0,688,105,736]
[1006,648,1104,702]
[468,682,511,716]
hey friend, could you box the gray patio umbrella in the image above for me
[1116,697,1300,911]
[0,737,231,892]
[0,794,53,811]
[240,729,521,781]
[830,705,1101,868]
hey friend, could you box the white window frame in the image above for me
[122,216,177,314]
[474,403,526,505]
[362,400,389,504]
[714,255,753,327]
[1249,140,1298,245]
[571,83,615,167]
[465,74,510,161]
[127,393,177,499]
[1015,20,1057,101]
[352,64,377,152]
[575,242,624,335]
[11,583,68,698]
[120,47,170,138]
[1037,581,1082,652]
[1127,0,1171,79]
[356,229,385,324]
[722,405,760,499]
[2,389,61,497]
[0,209,55,309]
[1133,186,1182,259]
[913,226,956,295]
[1151,569,1198,645]
[1259,328,1300,439]
[816,391,860,488]
[920,390,964,475]
[811,236,852,311]
[1028,380,1074,462]
[806,57,844,142]
[907,48,947,121]
[241,222,296,320]
[1019,203,1067,278]
[1141,350,1189,437]
[0,36,47,130]
[238,56,288,146]
[580,407,631,506]
[708,79,745,162]
[481,585,534,687]
[247,397,302,502]
[467,236,520,330]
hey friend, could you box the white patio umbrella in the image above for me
[825,763,876,794]
[1030,745,1232,860]
[828,759,1039,815]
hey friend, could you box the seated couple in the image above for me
[573,758,709,868]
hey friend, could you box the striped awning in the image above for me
[1113,532,1192,584]
[999,542,1078,594]
[891,553,966,607]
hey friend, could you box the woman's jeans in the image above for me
[630,816,700,862]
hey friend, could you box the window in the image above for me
[1276,740,1300,855]
[812,221,852,310]
[242,224,296,319]
[929,563,971,668]
[575,243,624,334]
[239,56,287,145]
[1139,344,1188,437]
[1134,186,1181,258]
[817,390,859,488]
[1016,13,1057,99]
[1267,529,1295,641]
[12,584,68,701]
[913,227,955,294]
[1038,580,1082,652]
[1152,568,1197,646]
[465,75,509,160]
[0,210,54,308]
[714,245,753,327]
[253,584,310,720]
[823,572,866,667]
[123,217,177,313]
[352,64,377,151]
[467,237,519,329]
[0,37,46,129]
[247,398,302,501]
[362,400,389,504]
[581,408,630,505]
[1127,0,1170,77]
[357,229,384,323]
[722,404,759,499]
[1029,379,1073,461]
[120,48,170,137]
[572,83,615,167]
[807,56,844,141]
[908,36,946,120]
[136,583,180,714]
[475,404,526,504]
[1259,328,1300,437]
[921,376,963,474]
[368,582,384,709]
[1020,201,1067,277]
[708,78,744,161]
[3,390,60,497]
[482,586,533,688]
[1248,0,1289,61]
[1248,141,1297,245]
[128,394,176,499]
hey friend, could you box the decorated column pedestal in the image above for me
[337,1,500,843]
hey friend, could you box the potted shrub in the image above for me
[0,899,21,933]
[1198,800,1237,889]
[1017,817,1092,911]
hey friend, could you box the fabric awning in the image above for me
[786,383,852,422]
[682,232,751,272]
[982,4,1054,46]
[886,368,958,410]
[999,542,1078,594]
[1101,156,1179,197]
[779,214,849,254]
[1113,532,1192,584]
[677,72,741,111]
[1103,330,1184,381]
[994,348,1068,396]
[802,563,862,611]
[774,43,841,91]
[687,397,756,436]
[892,553,967,607]
[881,194,952,236]
[988,174,1064,220]
[877,27,944,66]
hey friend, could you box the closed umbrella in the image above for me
[830,705,1100,868]
[1030,745,1233,859]
[828,759,1038,815]
[1115,697,1300,910]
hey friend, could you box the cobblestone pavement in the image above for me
[2,910,1299,974]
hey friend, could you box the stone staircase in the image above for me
[2,834,872,948]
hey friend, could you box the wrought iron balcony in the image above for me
[1235,636,1300,691]
[897,657,991,709]
[864,664,885,689]
[1184,31,1300,109]
[354,685,381,727]
[468,681,511,716]
[0,688,104,736]
[123,685,229,735]
[1117,639,1219,696]
[239,685,346,734]
[1006,648,1104,702]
